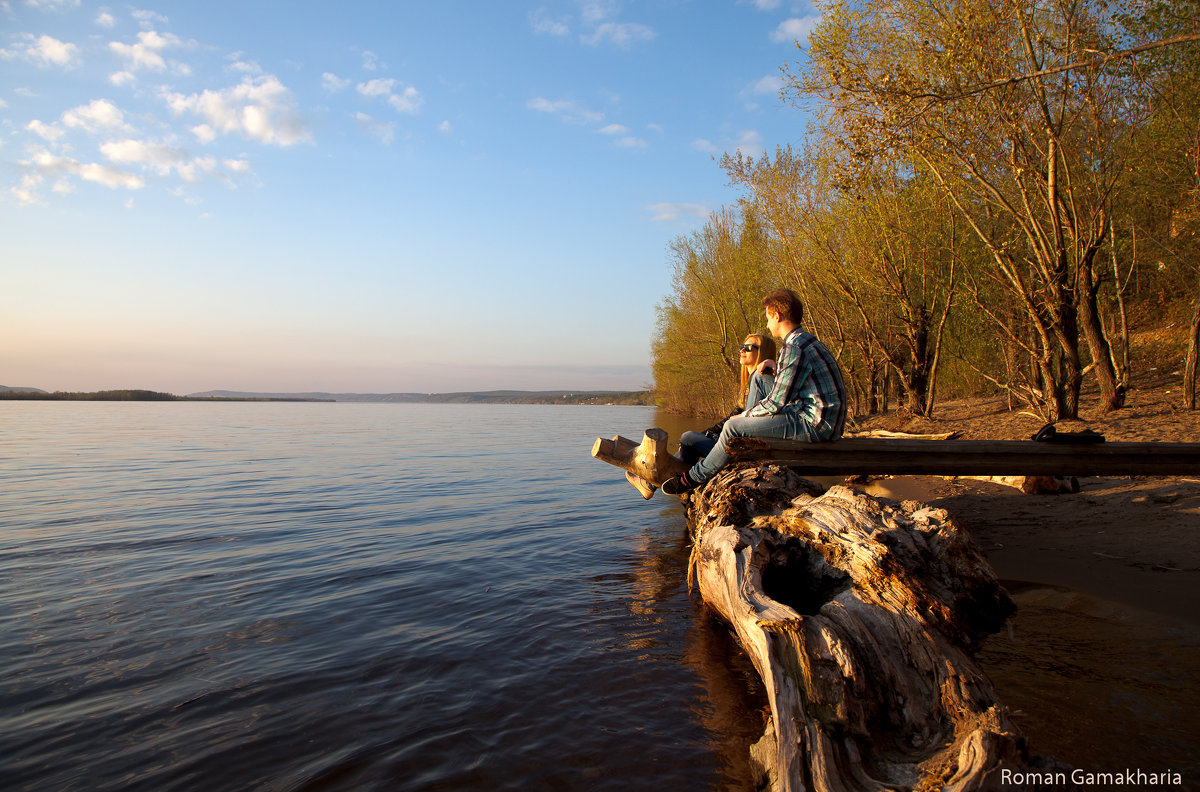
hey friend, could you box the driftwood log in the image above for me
[591,428,689,499]
[685,463,1043,792]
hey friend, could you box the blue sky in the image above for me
[2,0,818,394]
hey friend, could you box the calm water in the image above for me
[0,402,766,791]
[6,403,1196,790]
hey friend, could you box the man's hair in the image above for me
[762,288,804,325]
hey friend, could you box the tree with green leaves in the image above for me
[794,0,1178,419]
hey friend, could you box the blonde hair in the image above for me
[738,333,777,408]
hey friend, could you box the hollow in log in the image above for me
[686,463,1056,791]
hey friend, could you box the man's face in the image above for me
[765,308,780,338]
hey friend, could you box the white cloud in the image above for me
[25,0,81,10]
[648,202,709,222]
[770,16,821,45]
[531,7,569,36]
[109,70,135,86]
[437,120,452,134]
[230,60,262,75]
[224,158,250,173]
[388,87,422,113]
[25,147,145,190]
[109,30,182,72]
[361,50,382,71]
[11,174,44,206]
[132,9,169,28]
[692,138,717,152]
[753,74,783,94]
[357,78,395,97]
[734,130,764,157]
[1,34,80,68]
[526,96,604,125]
[354,111,395,145]
[321,72,350,93]
[581,21,655,47]
[614,136,647,148]
[742,0,781,8]
[163,75,312,146]
[580,0,617,24]
[598,123,627,135]
[27,119,64,141]
[356,78,423,114]
[95,10,116,27]
[191,123,216,143]
[61,98,129,133]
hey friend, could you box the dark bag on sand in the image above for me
[1031,424,1106,444]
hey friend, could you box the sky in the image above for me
[2,0,819,395]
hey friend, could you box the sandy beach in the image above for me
[855,379,1200,779]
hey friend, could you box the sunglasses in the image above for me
[739,343,760,352]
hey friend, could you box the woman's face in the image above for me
[739,337,760,367]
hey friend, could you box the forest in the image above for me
[652,0,1199,422]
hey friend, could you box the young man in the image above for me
[662,288,847,495]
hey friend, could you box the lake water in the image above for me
[0,402,766,791]
[4,402,1196,790]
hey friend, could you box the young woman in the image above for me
[624,333,779,499]
[676,333,778,466]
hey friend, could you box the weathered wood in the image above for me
[687,464,1046,791]
[591,429,689,491]
[728,436,1200,477]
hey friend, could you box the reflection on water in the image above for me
[1,402,767,792]
[979,584,1200,777]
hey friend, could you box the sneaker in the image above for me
[661,474,697,495]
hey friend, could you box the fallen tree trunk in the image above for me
[591,429,690,498]
[686,463,1050,791]
[726,436,1200,477]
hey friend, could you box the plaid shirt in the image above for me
[744,328,847,440]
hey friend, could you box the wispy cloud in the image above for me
[741,0,781,9]
[108,29,186,74]
[357,78,423,114]
[95,10,116,28]
[752,74,783,95]
[770,16,822,45]
[581,21,655,47]
[354,112,395,145]
[647,202,709,222]
[526,96,604,125]
[164,75,312,146]
[530,7,569,36]
[734,130,764,157]
[25,0,81,10]
[321,72,350,93]
[692,138,717,153]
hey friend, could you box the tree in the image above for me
[724,145,962,416]
[795,0,1159,419]
[652,209,776,416]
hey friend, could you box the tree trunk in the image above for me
[1186,283,1200,410]
[685,465,1047,791]
[1077,251,1125,413]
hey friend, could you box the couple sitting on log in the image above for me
[657,288,849,495]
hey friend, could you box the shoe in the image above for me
[661,474,697,495]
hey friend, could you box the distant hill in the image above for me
[0,386,49,394]
[188,390,653,405]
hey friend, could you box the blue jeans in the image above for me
[687,408,822,484]
[680,371,778,472]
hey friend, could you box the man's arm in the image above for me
[744,342,799,417]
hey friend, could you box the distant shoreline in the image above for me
[0,388,653,406]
